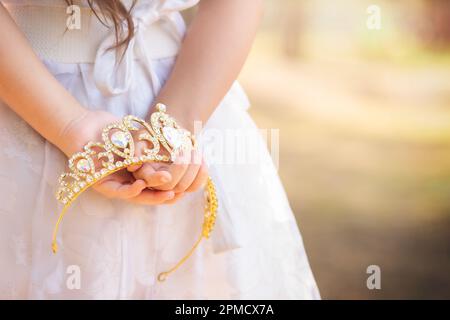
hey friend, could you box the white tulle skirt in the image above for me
[0,53,320,299]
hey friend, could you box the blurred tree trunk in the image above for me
[419,0,450,49]
[281,0,304,59]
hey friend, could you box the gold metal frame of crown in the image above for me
[52,103,218,282]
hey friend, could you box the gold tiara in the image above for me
[52,103,218,282]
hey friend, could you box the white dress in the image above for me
[0,0,320,299]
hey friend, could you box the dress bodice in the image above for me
[2,0,200,95]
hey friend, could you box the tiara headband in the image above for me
[52,103,218,281]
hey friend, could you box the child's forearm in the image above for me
[0,4,87,153]
[154,0,263,131]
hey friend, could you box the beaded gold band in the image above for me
[52,103,218,282]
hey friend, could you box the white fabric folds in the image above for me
[0,0,320,299]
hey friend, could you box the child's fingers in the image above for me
[185,162,208,193]
[127,189,175,205]
[173,149,202,193]
[173,163,200,193]
[116,179,147,199]
[163,192,185,205]
[152,147,192,191]
[127,163,143,172]
[154,162,188,190]
[133,163,172,187]
[94,178,147,199]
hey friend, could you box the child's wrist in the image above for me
[55,109,90,156]
[57,109,119,157]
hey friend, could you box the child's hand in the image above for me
[92,168,175,205]
[127,131,209,204]
[59,109,175,204]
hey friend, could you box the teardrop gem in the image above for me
[111,131,129,149]
[162,126,184,149]
[76,159,91,173]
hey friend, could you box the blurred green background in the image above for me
[238,0,450,299]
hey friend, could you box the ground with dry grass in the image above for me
[239,36,450,298]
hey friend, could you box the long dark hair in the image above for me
[66,0,137,51]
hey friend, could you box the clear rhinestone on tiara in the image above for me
[111,131,129,148]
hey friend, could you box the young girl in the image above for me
[0,0,319,299]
